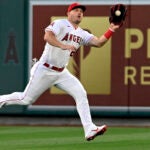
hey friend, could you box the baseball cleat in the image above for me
[85,125,107,141]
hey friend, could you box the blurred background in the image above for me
[0,0,150,126]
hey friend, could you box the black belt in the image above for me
[43,63,64,72]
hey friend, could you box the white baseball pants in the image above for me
[0,61,95,134]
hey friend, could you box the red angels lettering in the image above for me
[73,35,77,42]
[69,34,73,41]
[76,36,80,43]
[61,33,69,41]
[61,33,82,44]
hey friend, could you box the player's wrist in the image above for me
[104,28,114,39]
[59,43,66,50]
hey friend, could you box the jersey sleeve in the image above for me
[82,30,94,46]
[45,20,62,36]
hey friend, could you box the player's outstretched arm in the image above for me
[88,23,120,48]
[88,3,127,48]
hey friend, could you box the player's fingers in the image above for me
[65,45,76,52]
[110,23,120,31]
[70,46,76,52]
[61,44,76,51]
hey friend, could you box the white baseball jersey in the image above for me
[39,19,94,68]
[0,19,97,136]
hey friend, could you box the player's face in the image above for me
[67,8,84,25]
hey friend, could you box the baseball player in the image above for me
[0,3,123,141]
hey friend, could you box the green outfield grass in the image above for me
[0,126,150,150]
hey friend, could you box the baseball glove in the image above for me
[109,4,127,25]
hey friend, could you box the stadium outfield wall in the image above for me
[0,0,150,117]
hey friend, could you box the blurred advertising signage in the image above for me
[30,3,150,107]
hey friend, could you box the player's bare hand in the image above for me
[109,23,121,31]
[61,44,76,52]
